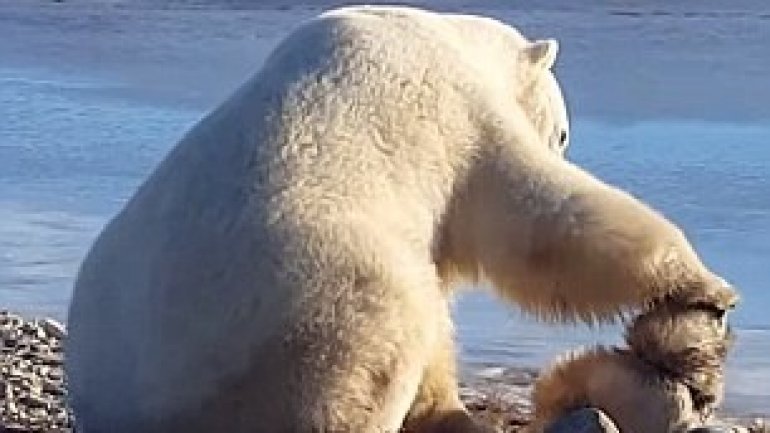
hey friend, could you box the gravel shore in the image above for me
[0,311,767,432]
[0,311,533,433]
[0,312,71,432]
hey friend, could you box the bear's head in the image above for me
[443,13,569,155]
[518,39,570,156]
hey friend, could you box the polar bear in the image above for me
[66,5,734,433]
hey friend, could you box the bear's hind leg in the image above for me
[274,269,456,433]
[402,319,498,433]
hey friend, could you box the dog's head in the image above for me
[626,300,734,414]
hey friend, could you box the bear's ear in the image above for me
[525,39,559,70]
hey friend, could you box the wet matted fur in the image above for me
[529,294,735,433]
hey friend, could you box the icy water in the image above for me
[1,64,769,413]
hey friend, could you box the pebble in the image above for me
[40,320,66,341]
[545,408,620,433]
[689,427,736,433]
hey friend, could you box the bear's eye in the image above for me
[559,130,568,147]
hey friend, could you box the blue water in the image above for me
[0,66,768,413]
[0,67,201,317]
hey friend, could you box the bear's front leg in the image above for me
[451,141,739,322]
[402,313,499,433]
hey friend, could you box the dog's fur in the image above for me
[529,291,736,433]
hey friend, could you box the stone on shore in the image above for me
[545,408,620,433]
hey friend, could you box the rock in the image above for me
[689,427,735,433]
[36,352,63,365]
[545,408,620,433]
[18,395,46,410]
[749,418,769,433]
[40,319,66,340]
[475,366,507,380]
